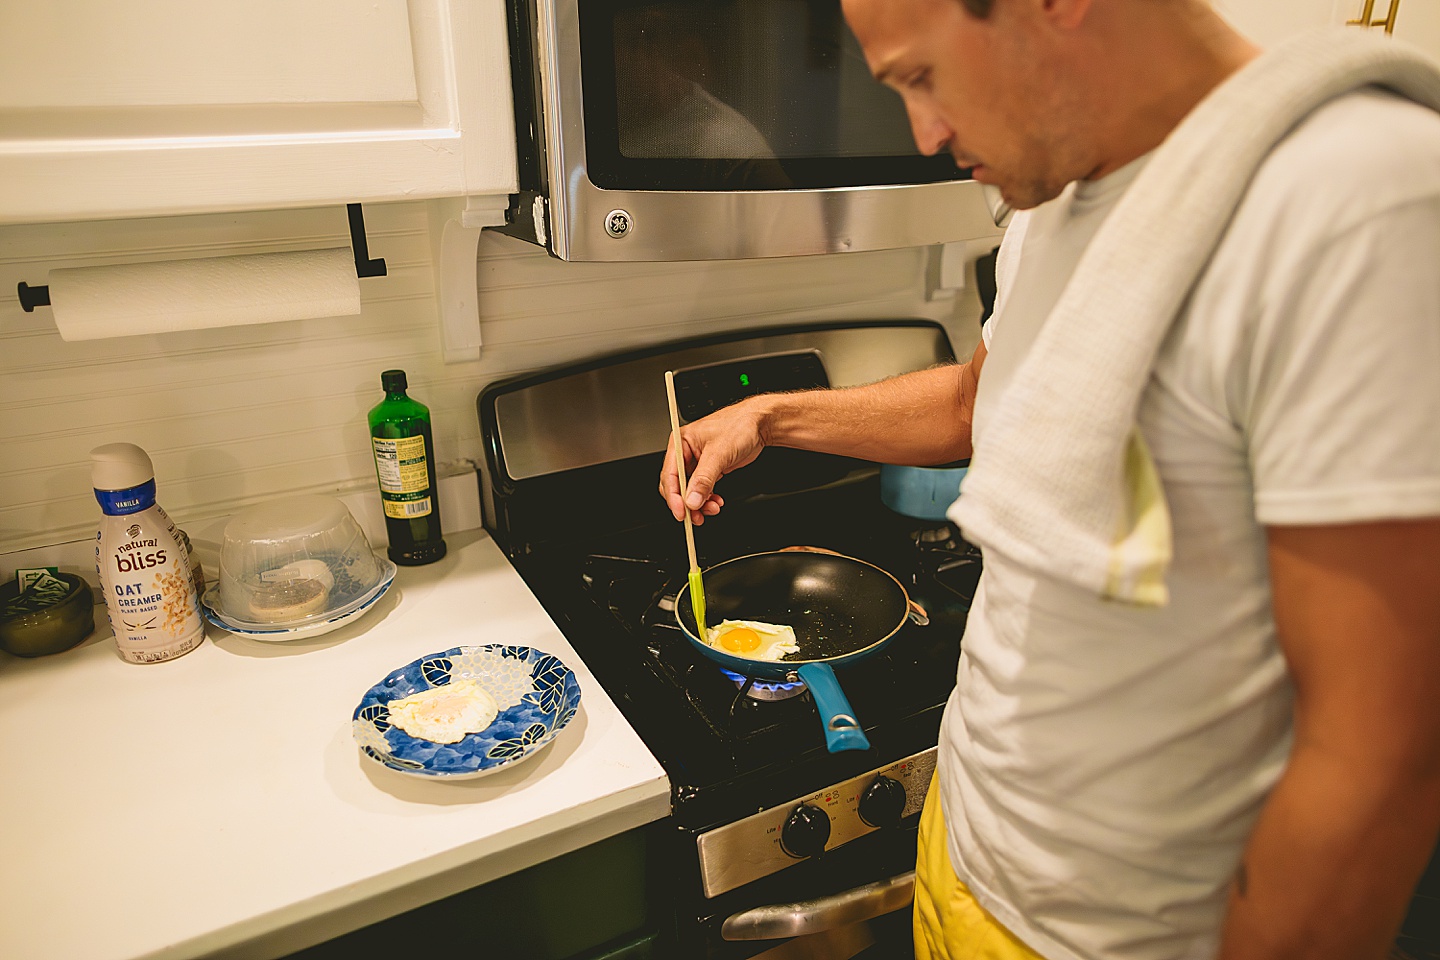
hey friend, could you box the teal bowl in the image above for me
[879,462,969,521]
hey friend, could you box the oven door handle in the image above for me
[719,870,916,941]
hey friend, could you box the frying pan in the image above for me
[675,550,928,752]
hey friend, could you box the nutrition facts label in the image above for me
[372,436,433,518]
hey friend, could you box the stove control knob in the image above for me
[781,803,831,858]
[858,775,908,829]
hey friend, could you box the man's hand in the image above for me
[1218,518,1440,959]
[657,341,987,526]
[659,395,769,524]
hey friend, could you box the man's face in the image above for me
[843,0,1089,210]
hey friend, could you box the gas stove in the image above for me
[477,321,980,957]
[560,476,980,829]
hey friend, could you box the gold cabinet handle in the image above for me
[1347,0,1402,34]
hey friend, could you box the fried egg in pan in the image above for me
[705,619,801,661]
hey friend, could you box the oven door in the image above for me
[720,871,916,960]
[677,819,922,960]
[503,0,1005,261]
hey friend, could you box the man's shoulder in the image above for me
[1246,87,1440,235]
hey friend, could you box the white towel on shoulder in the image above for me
[949,28,1440,606]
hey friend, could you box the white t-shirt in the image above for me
[938,88,1440,960]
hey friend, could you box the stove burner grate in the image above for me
[720,667,809,702]
[911,521,964,547]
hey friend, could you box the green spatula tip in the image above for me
[688,568,708,636]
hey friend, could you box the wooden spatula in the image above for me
[664,370,707,640]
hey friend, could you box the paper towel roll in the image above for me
[48,247,362,342]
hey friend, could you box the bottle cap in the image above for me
[381,369,408,391]
[91,443,156,491]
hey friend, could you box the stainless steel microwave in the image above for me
[494,0,1008,262]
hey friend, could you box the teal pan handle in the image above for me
[797,662,871,752]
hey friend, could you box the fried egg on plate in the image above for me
[386,679,500,743]
[705,619,800,661]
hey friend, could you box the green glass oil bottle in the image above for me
[368,369,447,565]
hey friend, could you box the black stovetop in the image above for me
[496,464,982,833]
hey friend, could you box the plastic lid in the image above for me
[223,496,351,543]
[211,495,386,627]
[381,369,407,391]
[91,443,155,491]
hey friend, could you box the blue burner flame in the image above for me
[719,667,805,692]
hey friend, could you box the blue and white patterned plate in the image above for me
[352,645,582,780]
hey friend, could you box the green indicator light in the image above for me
[739,373,750,387]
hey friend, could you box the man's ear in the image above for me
[1041,0,1095,31]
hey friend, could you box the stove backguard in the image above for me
[476,320,953,554]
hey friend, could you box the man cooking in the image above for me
[658,1,1440,958]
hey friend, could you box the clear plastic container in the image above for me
[211,496,386,627]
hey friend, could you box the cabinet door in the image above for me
[1217,0,1439,58]
[0,0,517,224]
[1337,0,1440,58]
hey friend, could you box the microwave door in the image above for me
[500,0,1005,262]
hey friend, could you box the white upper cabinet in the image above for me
[0,0,518,224]
[1214,0,1438,58]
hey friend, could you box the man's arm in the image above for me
[1218,518,1440,959]
[661,339,986,523]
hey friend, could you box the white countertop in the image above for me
[0,529,671,960]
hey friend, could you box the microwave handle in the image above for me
[719,870,915,941]
[982,184,1014,228]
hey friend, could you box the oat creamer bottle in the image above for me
[91,443,203,663]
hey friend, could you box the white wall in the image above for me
[0,202,985,556]
[1211,0,1347,46]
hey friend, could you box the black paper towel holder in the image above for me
[17,202,386,313]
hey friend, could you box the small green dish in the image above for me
[0,573,95,658]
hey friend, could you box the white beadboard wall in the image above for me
[0,201,984,557]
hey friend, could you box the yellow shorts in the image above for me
[914,774,1045,960]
